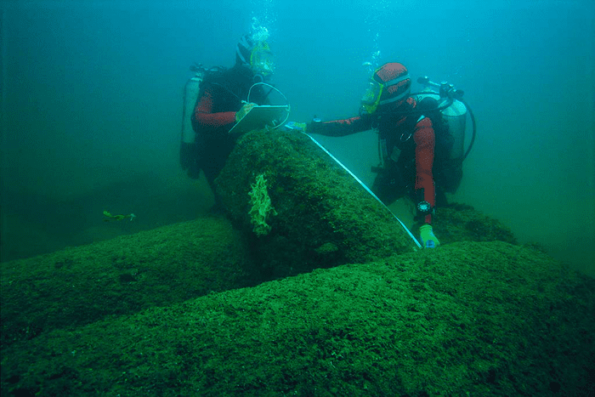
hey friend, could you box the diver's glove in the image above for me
[180,142,201,179]
[283,121,307,132]
[420,224,440,249]
[235,102,256,122]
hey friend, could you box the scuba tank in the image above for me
[414,76,470,162]
[181,64,204,146]
[412,76,477,194]
[179,63,209,179]
[442,98,467,160]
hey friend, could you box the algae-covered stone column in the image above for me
[216,129,419,279]
[0,217,260,348]
[3,242,593,396]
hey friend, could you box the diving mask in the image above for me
[250,41,275,77]
[361,79,384,115]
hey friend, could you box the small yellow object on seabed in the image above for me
[103,210,136,222]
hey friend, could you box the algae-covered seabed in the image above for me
[2,217,594,396]
[1,130,594,396]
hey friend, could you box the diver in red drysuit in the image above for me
[185,33,274,205]
[308,62,448,248]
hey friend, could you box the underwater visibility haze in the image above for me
[1,0,593,275]
[0,0,594,395]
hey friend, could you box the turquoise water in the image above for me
[1,0,593,276]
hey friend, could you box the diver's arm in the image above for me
[414,116,441,248]
[191,85,237,134]
[308,114,374,137]
[413,116,436,224]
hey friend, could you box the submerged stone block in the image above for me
[2,242,593,396]
[216,129,419,280]
[0,216,259,348]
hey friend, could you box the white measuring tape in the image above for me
[303,133,422,250]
